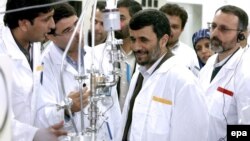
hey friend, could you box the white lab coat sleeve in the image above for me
[235,58,250,124]
[35,85,64,128]
[0,54,38,141]
[35,60,64,128]
[11,107,38,141]
[169,73,209,141]
[107,86,121,140]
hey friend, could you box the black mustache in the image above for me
[134,50,148,54]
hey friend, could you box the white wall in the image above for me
[201,0,248,28]
[178,3,202,48]
[0,0,7,26]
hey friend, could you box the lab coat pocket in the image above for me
[12,71,33,100]
[209,87,233,120]
[147,96,172,135]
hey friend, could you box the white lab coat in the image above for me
[35,42,121,140]
[0,26,43,141]
[91,43,114,75]
[171,41,200,76]
[116,55,209,141]
[198,47,250,141]
[237,45,250,124]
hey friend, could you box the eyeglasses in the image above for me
[54,21,77,36]
[207,22,241,33]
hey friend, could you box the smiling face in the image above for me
[129,25,168,69]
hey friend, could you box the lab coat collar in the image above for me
[2,26,35,72]
[170,40,180,51]
[47,42,64,65]
[138,51,175,76]
[209,47,244,84]
[216,47,243,70]
[138,55,163,78]
[2,26,27,60]
[46,42,78,74]
[134,53,176,100]
[155,55,177,74]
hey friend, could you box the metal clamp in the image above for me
[56,97,73,111]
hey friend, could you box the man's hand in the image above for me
[49,121,67,136]
[33,121,67,141]
[68,87,90,113]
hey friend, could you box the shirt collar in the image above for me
[55,45,86,70]
[121,47,134,56]
[139,53,166,77]
[214,47,240,68]
[11,31,32,61]
[171,41,180,50]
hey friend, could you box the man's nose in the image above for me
[49,18,55,29]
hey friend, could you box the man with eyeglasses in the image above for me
[198,5,250,141]
[36,3,121,140]
[35,2,91,129]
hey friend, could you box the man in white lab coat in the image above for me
[114,0,142,111]
[159,3,200,76]
[198,5,250,141]
[35,3,121,141]
[87,1,108,47]
[116,9,209,141]
[0,0,67,141]
[35,2,90,130]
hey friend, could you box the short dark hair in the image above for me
[117,0,143,17]
[216,5,248,31]
[90,1,106,20]
[53,3,76,24]
[48,3,77,34]
[159,3,188,29]
[129,9,171,40]
[48,3,77,35]
[4,0,55,29]
[96,1,106,12]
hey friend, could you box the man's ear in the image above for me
[160,34,169,48]
[18,19,30,32]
